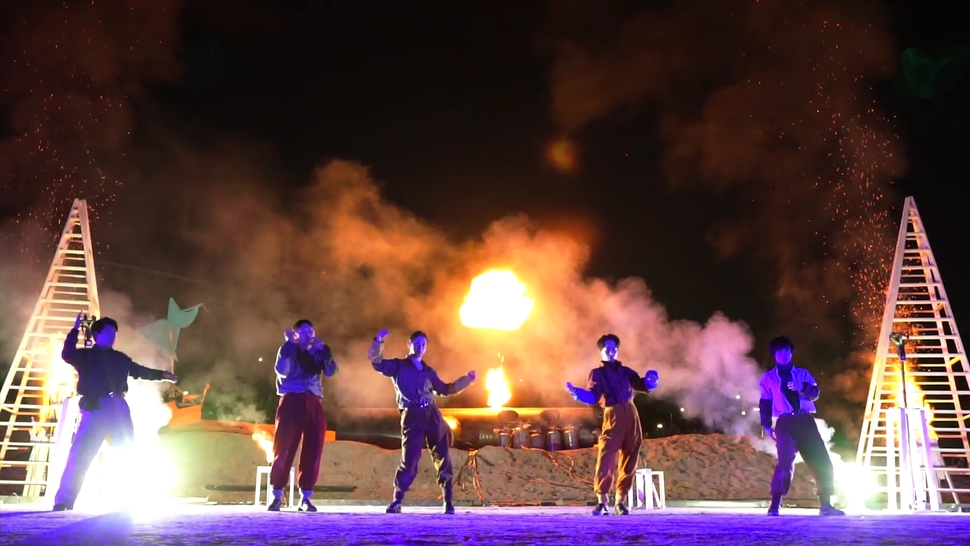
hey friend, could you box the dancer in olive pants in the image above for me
[369,329,476,515]
[567,334,658,515]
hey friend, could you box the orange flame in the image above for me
[252,430,274,464]
[485,366,512,408]
[459,270,534,331]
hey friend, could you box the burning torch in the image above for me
[889,332,910,408]
[81,313,97,348]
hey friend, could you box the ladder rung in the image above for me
[0,480,50,485]
[28,316,77,322]
[0,460,52,466]
[896,300,948,306]
[37,298,91,306]
[0,421,57,426]
[3,404,62,409]
[0,441,55,447]
[56,249,85,255]
[52,265,87,272]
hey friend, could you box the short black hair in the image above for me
[293,319,313,329]
[597,334,620,349]
[768,336,795,354]
[92,317,119,335]
[409,330,428,343]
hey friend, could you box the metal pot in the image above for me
[563,426,579,450]
[497,428,511,448]
[512,427,528,449]
[546,428,563,451]
[530,430,544,449]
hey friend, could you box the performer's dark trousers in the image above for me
[393,405,453,499]
[594,401,642,501]
[771,413,835,503]
[55,395,134,507]
[271,392,327,491]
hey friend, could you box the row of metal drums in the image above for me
[495,425,581,451]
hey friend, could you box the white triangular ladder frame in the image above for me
[0,199,101,497]
[856,196,970,510]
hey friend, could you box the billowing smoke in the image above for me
[146,157,764,435]
[538,0,908,439]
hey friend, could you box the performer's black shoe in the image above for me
[267,498,282,512]
[767,495,781,516]
[299,499,317,512]
[613,503,629,516]
[52,503,72,512]
[819,504,845,517]
[443,502,455,515]
[591,503,610,516]
[386,501,402,514]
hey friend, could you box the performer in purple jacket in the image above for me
[566,334,658,515]
[369,329,476,514]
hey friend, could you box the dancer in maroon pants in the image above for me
[269,319,338,512]
[369,329,476,514]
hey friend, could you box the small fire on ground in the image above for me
[252,430,274,464]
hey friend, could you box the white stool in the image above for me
[627,468,666,510]
[255,465,296,508]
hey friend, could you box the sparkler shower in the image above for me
[540,0,907,435]
[0,0,940,464]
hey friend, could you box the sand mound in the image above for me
[161,431,819,504]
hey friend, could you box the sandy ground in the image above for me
[2,504,970,545]
[161,431,820,505]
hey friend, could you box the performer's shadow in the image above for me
[6,511,133,546]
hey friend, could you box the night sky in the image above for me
[1,1,967,449]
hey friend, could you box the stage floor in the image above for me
[2,503,969,545]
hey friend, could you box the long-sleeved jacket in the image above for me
[758,364,819,429]
[61,328,165,398]
[368,338,472,410]
[571,360,657,407]
[275,341,338,398]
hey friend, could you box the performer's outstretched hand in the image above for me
[375,329,389,342]
[565,381,576,392]
[74,312,83,330]
[645,370,660,390]
[161,371,178,383]
[467,371,477,382]
[284,329,299,343]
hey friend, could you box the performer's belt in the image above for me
[777,409,810,417]
[401,399,433,410]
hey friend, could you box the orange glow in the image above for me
[459,270,534,331]
[252,430,274,464]
[443,415,459,431]
[485,366,512,408]
[546,138,578,173]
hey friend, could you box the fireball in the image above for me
[459,270,534,331]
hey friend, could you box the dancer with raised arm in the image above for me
[369,329,476,514]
